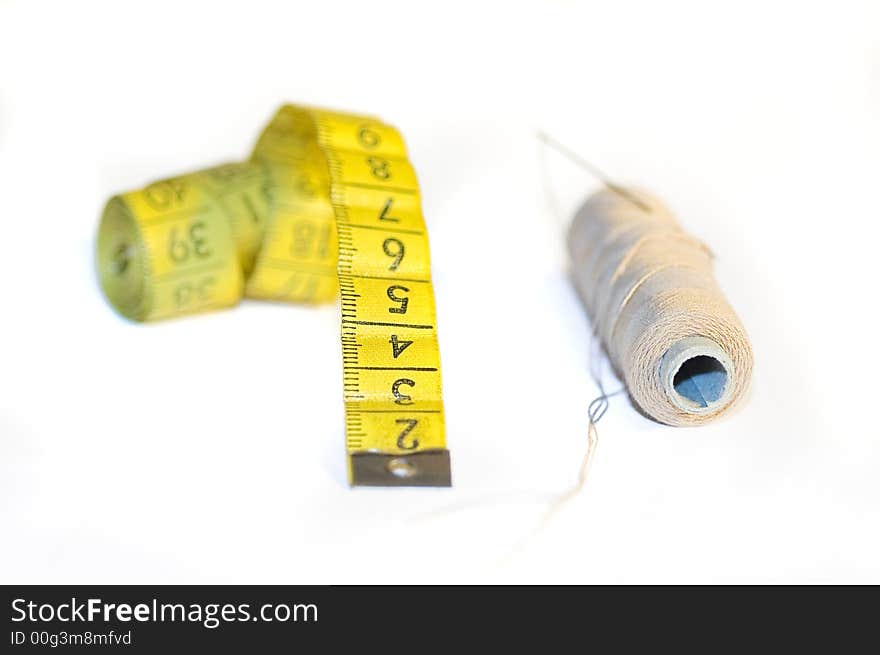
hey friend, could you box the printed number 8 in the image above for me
[367,157,390,180]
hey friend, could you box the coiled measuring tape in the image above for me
[96,105,451,487]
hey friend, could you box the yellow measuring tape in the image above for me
[96,105,451,487]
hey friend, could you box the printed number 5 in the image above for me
[387,285,409,314]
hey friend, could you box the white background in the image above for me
[1,0,878,583]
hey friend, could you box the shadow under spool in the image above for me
[566,188,752,426]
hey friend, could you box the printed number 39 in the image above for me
[169,221,211,263]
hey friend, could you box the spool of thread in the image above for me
[566,188,752,426]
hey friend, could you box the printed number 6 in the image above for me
[383,238,404,271]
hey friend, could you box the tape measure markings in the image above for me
[97,105,451,486]
[304,109,449,485]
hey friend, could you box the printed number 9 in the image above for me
[358,126,381,149]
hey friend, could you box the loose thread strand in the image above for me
[536,129,627,522]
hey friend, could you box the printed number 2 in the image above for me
[395,419,418,450]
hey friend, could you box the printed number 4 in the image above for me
[389,334,413,358]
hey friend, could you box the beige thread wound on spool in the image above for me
[567,189,752,426]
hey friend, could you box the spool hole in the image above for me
[112,244,131,275]
[387,457,417,479]
[673,355,728,408]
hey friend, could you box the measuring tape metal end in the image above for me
[350,450,452,487]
